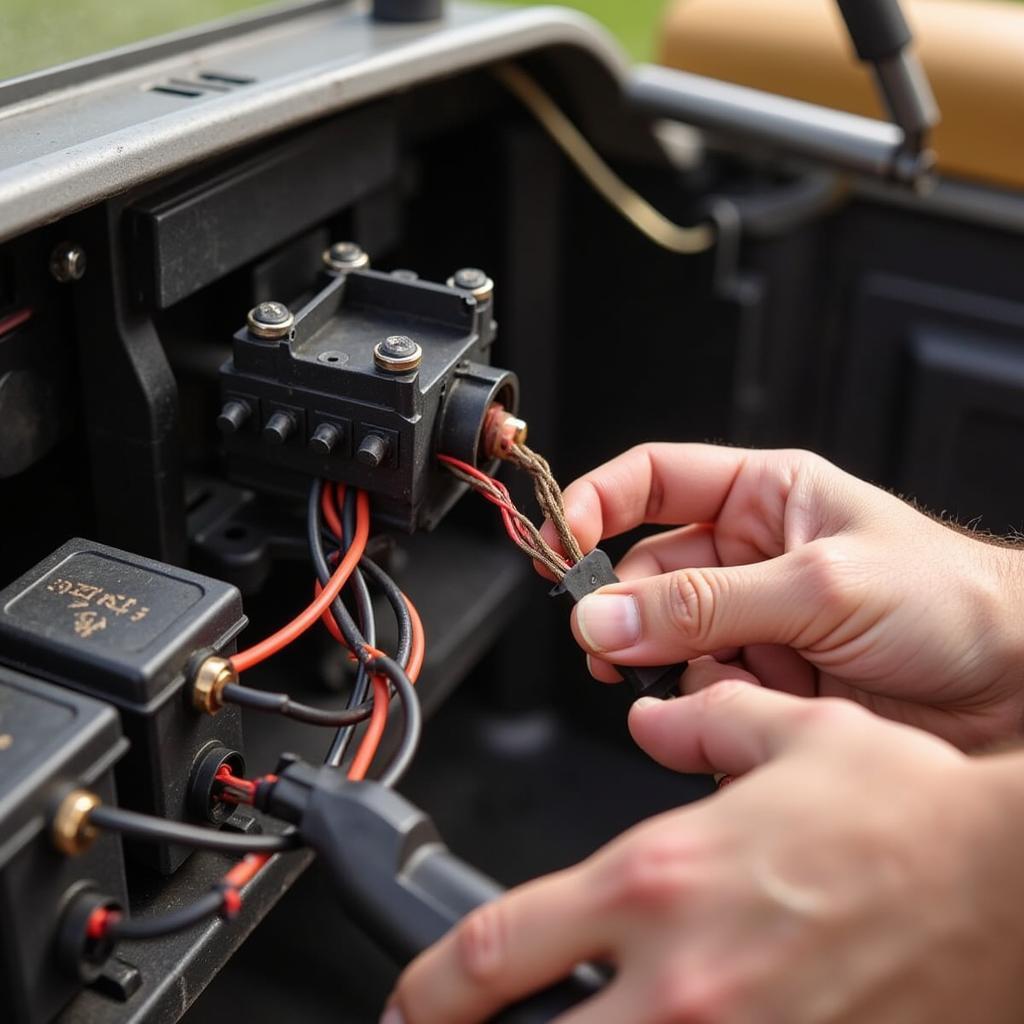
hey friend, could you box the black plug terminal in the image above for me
[550,549,686,700]
[257,757,605,1023]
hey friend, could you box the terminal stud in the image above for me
[217,400,251,435]
[247,301,293,340]
[190,653,238,715]
[357,434,390,468]
[309,423,341,455]
[263,411,295,446]
[52,789,101,857]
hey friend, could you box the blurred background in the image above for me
[4,1,667,81]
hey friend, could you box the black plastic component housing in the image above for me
[0,667,128,1024]
[551,549,686,700]
[219,268,518,532]
[0,539,247,873]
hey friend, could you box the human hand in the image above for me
[543,443,1024,749]
[383,667,1024,1024]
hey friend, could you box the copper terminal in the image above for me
[482,403,528,460]
[192,654,237,715]
[52,789,101,856]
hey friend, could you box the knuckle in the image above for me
[796,540,856,613]
[665,569,718,643]
[599,838,693,913]
[648,969,737,1024]
[454,903,507,988]
[697,678,749,708]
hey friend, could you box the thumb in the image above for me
[570,548,826,665]
[628,677,861,776]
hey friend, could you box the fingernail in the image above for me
[576,594,641,652]
[379,1006,405,1024]
[632,696,660,712]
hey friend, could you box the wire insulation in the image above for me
[493,62,715,256]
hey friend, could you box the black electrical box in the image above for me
[219,267,518,532]
[0,539,247,874]
[0,667,129,1024]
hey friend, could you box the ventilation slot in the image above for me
[147,71,256,100]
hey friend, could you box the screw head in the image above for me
[247,301,294,339]
[50,243,87,283]
[447,267,493,302]
[374,335,422,373]
[323,241,370,273]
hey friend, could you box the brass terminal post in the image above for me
[191,654,237,715]
[482,403,528,461]
[52,789,101,856]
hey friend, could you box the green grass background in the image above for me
[0,1,665,82]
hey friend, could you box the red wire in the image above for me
[438,453,569,566]
[231,489,370,673]
[0,307,32,338]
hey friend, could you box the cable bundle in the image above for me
[438,443,584,580]
[82,481,425,944]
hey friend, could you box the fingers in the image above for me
[388,867,609,1024]
[570,550,820,665]
[550,979,642,1024]
[538,444,749,556]
[614,523,721,581]
[628,675,865,775]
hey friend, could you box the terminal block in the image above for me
[0,540,247,874]
[0,668,128,1024]
[217,255,520,532]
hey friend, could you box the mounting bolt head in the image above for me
[52,789,101,856]
[357,433,390,468]
[247,301,294,339]
[322,241,370,273]
[374,335,422,373]
[447,267,493,302]
[309,422,340,455]
[263,410,296,445]
[191,654,237,715]
[50,243,87,283]
[217,399,251,435]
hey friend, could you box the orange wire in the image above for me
[230,490,370,673]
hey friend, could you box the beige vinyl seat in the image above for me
[658,0,1024,191]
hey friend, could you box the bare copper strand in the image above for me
[443,464,568,578]
[507,444,585,564]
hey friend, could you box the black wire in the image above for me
[308,481,420,779]
[371,654,422,788]
[106,890,225,941]
[221,683,372,727]
[89,805,300,853]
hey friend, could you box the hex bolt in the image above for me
[322,241,370,273]
[263,411,296,445]
[373,334,423,373]
[309,422,340,455]
[50,242,87,283]
[446,267,493,302]
[357,433,390,468]
[247,301,294,340]
[216,399,251,435]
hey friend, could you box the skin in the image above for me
[384,444,1024,1023]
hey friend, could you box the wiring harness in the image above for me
[68,481,424,947]
[440,444,687,700]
